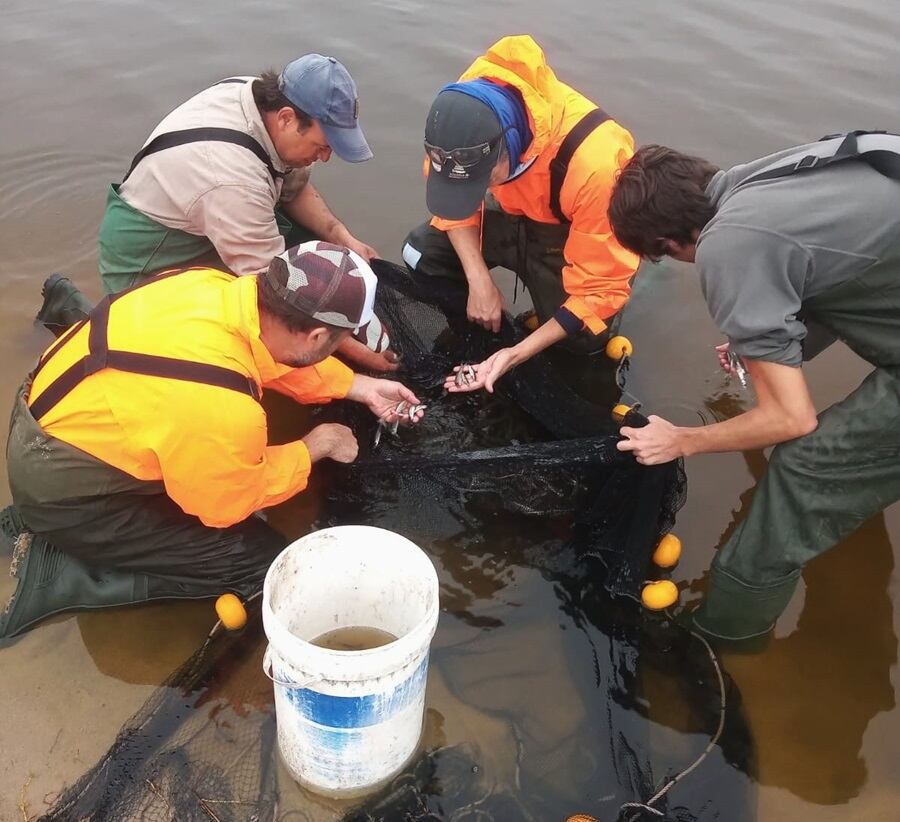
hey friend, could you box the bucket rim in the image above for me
[261,525,440,682]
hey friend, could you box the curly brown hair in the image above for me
[608,146,719,260]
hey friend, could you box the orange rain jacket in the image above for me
[430,35,640,334]
[27,268,354,528]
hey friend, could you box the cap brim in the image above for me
[426,163,492,221]
[322,122,373,163]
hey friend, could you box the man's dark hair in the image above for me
[608,146,720,260]
[252,71,314,129]
[256,272,342,336]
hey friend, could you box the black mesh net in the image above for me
[39,260,754,822]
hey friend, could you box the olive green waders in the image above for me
[693,256,900,640]
[97,184,316,294]
[1,381,286,640]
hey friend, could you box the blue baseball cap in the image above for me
[278,54,373,163]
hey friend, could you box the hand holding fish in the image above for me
[444,348,522,394]
[715,342,748,387]
[347,374,425,426]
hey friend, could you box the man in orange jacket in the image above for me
[402,35,639,393]
[0,242,424,639]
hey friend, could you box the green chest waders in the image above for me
[693,130,900,641]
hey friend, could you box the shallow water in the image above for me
[1,1,898,819]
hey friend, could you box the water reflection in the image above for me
[685,442,896,805]
[723,516,896,804]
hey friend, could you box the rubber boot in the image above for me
[0,505,27,551]
[0,533,154,640]
[35,273,94,337]
[690,563,801,642]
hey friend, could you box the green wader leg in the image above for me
[2,384,286,641]
[693,363,900,640]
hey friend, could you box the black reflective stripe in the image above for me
[28,360,93,422]
[742,130,900,187]
[214,78,250,85]
[549,108,612,223]
[103,351,261,401]
[122,127,282,184]
[31,318,88,383]
[28,279,261,422]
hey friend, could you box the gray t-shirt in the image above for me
[696,141,900,366]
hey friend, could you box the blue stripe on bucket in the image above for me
[284,655,429,729]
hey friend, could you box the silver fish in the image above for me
[454,364,477,388]
[373,401,426,448]
[726,350,748,388]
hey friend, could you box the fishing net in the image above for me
[39,260,754,821]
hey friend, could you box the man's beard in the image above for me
[282,352,319,368]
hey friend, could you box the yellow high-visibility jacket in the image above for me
[27,268,353,528]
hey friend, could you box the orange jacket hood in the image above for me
[457,35,560,164]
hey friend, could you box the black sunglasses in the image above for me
[425,125,511,168]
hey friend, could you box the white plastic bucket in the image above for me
[262,525,440,795]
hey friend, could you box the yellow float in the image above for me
[652,534,682,568]
[215,593,248,630]
[605,335,633,360]
[641,580,679,610]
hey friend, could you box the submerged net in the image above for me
[40,260,754,821]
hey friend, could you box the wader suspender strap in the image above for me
[742,130,900,187]
[549,108,612,223]
[122,76,280,185]
[29,277,261,422]
[122,127,283,185]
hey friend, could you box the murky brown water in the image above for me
[1,0,898,819]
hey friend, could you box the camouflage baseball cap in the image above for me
[264,241,376,329]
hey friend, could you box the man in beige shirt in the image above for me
[99,54,376,284]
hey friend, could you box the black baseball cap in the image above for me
[425,90,503,220]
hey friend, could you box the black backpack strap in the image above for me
[29,289,260,422]
[122,127,283,185]
[549,108,612,223]
[741,130,900,187]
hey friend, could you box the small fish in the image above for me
[373,402,426,448]
[454,364,477,388]
[726,350,748,388]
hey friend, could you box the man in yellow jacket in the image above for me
[402,35,639,393]
[0,242,423,639]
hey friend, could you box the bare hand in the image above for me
[715,342,736,375]
[338,338,400,373]
[467,277,503,333]
[616,415,683,465]
[444,348,521,394]
[302,423,359,464]
[363,379,423,424]
[343,235,379,262]
[356,347,402,373]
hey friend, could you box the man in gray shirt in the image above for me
[607,133,900,642]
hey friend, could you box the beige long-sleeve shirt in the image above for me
[118,77,309,274]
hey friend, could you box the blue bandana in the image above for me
[440,78,533,179]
